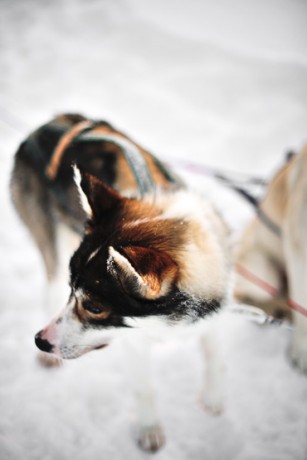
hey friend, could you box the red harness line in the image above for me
[236,263,307,318]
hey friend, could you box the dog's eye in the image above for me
[82,301,103,315]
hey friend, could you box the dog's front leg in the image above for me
[290,311,307,373]
[198,323,224,415]
[283,238,307,372]
[284,155,307,373]
[124,335,165,453]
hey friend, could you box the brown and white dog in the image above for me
[235,145,307,373]
[11,113,230,452]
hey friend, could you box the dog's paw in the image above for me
[137,424,165,453]
[289,334,307,373]
[37,352,63,368]
[198,390,224,416]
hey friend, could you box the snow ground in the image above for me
[0,1,307,459]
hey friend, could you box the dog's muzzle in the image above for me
[35,331,54,353]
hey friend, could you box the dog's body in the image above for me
[11,113,230,452]
[235,145,307,372]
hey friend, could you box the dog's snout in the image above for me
[35,331,54,353]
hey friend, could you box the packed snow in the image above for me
[0,1,307,459]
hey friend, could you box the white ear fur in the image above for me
[108,246,145,288]
[107,246,175,299]
[73,165,92,217]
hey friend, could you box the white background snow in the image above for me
[1,1,307,459]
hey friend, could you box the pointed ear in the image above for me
[73,165,122,219]
[108,246,178,300]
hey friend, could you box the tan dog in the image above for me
[235,144,307,373]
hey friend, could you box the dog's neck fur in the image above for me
[140,189,230,302]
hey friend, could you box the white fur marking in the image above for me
[87,246,101,264]
[73,164,92,217]
[108,246,143,285]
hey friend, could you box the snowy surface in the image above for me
[1,1,307,459]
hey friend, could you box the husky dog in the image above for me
[235,145,307,373]
[11,113,230,452]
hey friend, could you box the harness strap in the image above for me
[236,263,278,297]
[228,304,291,328]
[77,131,155,196]
[257,207,282,237]
[45,121,155,197]
[236,263,307,317]
[213,173,282,237]
[46,120,94,180]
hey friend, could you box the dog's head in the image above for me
[35,167,227,359]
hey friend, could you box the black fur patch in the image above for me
[69,230,221,328]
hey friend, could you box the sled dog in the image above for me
[235,145,307,373]
[11,113,230,452]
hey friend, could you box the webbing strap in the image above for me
[76,131,155,196]
[46,122,156,197]
[213,172,282,237]
[46,121,94,180]
[236,263,307,317]
[257,207,282,237]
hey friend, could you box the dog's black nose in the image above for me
[35,332,54,353]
